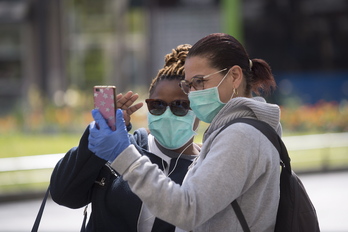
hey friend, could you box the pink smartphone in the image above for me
[93,85,117,131]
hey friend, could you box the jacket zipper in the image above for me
[106,162,119,177]
[94,163,119,187]
[95,177,106,186]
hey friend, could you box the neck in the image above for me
[155,139,199,156]
[176,140,199,156]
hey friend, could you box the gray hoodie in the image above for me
[112,97,281,232]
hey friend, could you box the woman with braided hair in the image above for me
[50,44,200,232]
[88,33,281,232]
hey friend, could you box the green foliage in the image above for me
[0,133,80,158]
[83,47,105,89]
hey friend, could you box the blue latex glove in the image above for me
[88,109,130,162]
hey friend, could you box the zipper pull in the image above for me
[95,177,106,186]
[106,162,119,177]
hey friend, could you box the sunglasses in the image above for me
[145,99,190,116]
[179,68,228,94]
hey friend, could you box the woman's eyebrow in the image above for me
[190,75,205,79]
[185,74,205,81]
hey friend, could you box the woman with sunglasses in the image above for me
[50,44,200,232]
[90,33,281,232]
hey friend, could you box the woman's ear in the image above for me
[230,65,243,88]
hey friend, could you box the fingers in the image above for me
[89,121,100,135]
[125,102,143,115]
[117,91,139,110]
[91,109,109,130]
[116,93,123,103]
[116,109,127,130]
[89,121,97,130]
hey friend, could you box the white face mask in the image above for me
[188,71,229,123]
[147,109,197,150]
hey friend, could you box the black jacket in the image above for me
[50,126,194,232]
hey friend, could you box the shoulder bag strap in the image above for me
[31,185,88,232]
[31,186,50,232]
[80,205,88,232]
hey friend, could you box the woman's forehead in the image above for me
[150,79,188,101]
[185,57,214,80]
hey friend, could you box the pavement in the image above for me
[0,171,347,232]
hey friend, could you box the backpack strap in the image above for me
[217,118,291,173]
[214,118,291,232]
[231,200,251,232]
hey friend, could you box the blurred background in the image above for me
[0,0,347,230]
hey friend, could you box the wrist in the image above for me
[126,122,132,132]
[110,144,140,175]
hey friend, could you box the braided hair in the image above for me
[149,44,191,96]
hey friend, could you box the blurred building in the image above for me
[0,0,347,115]
[243,0,348,104]
[0,0,65,114]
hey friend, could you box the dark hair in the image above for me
[149,44,191,96]
[187,33,276,95]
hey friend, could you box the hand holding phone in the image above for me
[89,109,131,161]
[93,86,116,131]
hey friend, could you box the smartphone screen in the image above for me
[93,86,116,131]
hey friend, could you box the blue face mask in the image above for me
[148,108,197,150]
[188,72,229,123]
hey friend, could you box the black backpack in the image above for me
[215,118,320,232]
